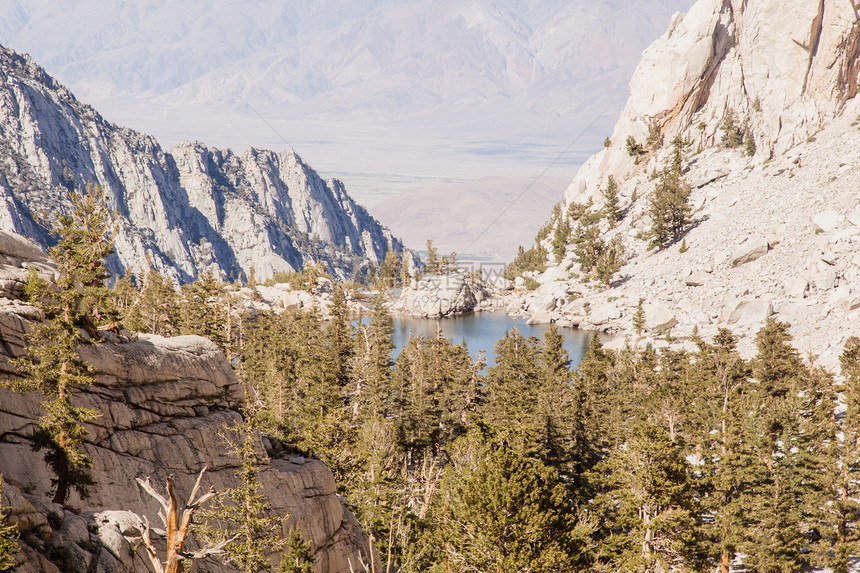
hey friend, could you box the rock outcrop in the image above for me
[0,45,418,285]
[515,0,860,369]
[0,232,379,572]
[397,271,499,318]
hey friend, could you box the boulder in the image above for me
[843,296,860,312]
[537,266,569,284]
[812,209,841,232]
[784,277,808,298]
[731,237,769,267]
[405,271,490,318]
[685,270,710,287]
[530,292,558,313]
[847,207,860,227]
[590,304,621,325]
[723,298,774,325]
[526,311,553,325]
[643,302,678,333]
[811,268,838,290]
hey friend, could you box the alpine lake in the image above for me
[378,312,594,370]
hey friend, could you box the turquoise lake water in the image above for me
[383,312,593,369]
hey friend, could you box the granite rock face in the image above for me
[400,271,494,318]
[0,234,379,572]
[564,0,860,207]
[0,45,417,284]
[514,0,860,369]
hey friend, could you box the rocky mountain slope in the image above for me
[513,0,860,369]
[0,45,414,284]
[0,229,379,572]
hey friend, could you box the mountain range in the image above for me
[0,0,696,258]
[0,45,414,283]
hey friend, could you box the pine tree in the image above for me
[551,218,572,262]
[351,295,395,420]
[603,175,621,226]
[0,477,19,573]
[572,205,604,280]
[328,284,353,388]
[825,337,860,572]
[646,137,692,250]
[278,528,314,573]
[594,235,625,289]
[633,298,646,338]
[7,185,114,504]
[721,109,743,148]
[434,433,592,573]
[197,408,287,573]
[126,266,179,336]
[425,240,440,275]
[480,329,542,454]
[593,422,708,573]
[377,249,401,289]
[737,320,809,573]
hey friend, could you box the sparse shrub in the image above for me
[721,109,743,148]
[626,136,645,162]
[604,136,612,148]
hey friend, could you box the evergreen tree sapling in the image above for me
[197,407,287,573]
[278,528,314,573]
[0,477,19,573]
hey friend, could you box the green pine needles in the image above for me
[8,184,115,504]
[0,477,19,573]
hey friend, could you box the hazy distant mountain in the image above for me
[0,1,695,116]
[0,46,416,283]
[0,0,695,260]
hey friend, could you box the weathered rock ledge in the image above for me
[0,235,378,572]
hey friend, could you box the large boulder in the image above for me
[404,271,490,318]
[590,304,621,325]
[723,298,774,326]
[731,237,769,267]
[643,302,678,333]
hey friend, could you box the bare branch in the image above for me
[185,465,208,507]
[136,477,169,515]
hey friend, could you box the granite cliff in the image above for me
[0,230,380,572]
[0,44,416,284]
[513,0,860,369]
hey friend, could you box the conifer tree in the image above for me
[351,295,395,420]
[126,266,179,336]
[377,249,400,289]
[425,240,439,275]
[434,433,592,573]
[0,477,19,573]
[198,408,287,573]
[633,298,646,338]
[480,329,542,454]
[8,184,114,504]
[646,137,692,250]
[551,218,572,262]
[278,528,314,573]
[328,284,353,388]
[593,422,708,573]
[830,336,860,572]
[595,235,625,289]
[572,205,604,279]
[603,175,621,226]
